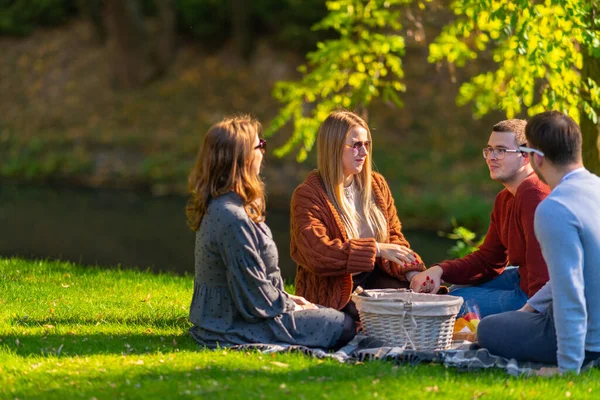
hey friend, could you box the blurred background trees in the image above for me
[0,0,75,35]
[0,0,330,84]
[1,0,599,231]
[4,0,599,274]
[103,0,171,88]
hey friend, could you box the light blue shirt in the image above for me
[528,167,587,312]
[532,169,600,373]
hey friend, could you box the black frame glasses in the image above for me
[255,138,267,153]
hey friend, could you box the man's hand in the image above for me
[410,265,443,293]
[378,243,417,264]
[518,303,537,313]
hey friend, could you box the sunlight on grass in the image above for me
[2,258,600,399]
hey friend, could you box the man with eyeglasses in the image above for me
[411,119,551,318]
[478,111,600,375]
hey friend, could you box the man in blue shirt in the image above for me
[478,111,600,374]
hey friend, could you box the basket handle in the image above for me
[352,286,372,297]
[352,287,413,299]
[403,313,418,350]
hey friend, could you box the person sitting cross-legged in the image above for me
[478,111,600,374]
[410,119,551,318]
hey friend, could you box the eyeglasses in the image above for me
[347,140,371,156]
[482,147,523,160]
[254,138,267,154]
[518,146,545,157]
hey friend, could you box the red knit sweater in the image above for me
[439,173,550,297]
[291,171,425,310]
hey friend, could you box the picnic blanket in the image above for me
[228,335,600,376]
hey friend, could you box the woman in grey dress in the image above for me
[186,115,356,349]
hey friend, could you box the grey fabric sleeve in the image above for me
[217,211,296,322]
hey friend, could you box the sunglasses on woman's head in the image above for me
[255,138,267,153]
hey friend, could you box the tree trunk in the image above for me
[355,104,369,122]
[104,0,158,89]
[76,0,106,44]
[581,51,600,175]
[231,0,253,60]
[156,0,176,70]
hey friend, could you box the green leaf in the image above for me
[266,0,409,160]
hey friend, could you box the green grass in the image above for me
[2,258,600,399]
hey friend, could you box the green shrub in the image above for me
[439,219,485,259]
[0,0,75,36]
[1,0,328,52]
[175,0,229,47]
[254,0,330,52]
[175,0,328,52]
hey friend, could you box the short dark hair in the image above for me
[492,119,527,146]
[525,111,582,166]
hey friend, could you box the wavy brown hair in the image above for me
[186,115,266,231]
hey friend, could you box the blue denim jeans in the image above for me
[449,267,528,318]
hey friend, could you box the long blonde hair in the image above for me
[186,115,265,231]
[317,110,387,241]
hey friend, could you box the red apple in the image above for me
[463,312,479,322]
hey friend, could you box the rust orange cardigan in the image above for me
[290,171,425,310]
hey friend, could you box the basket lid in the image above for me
[351,288,464,316]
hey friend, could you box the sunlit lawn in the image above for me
[2,258,599,399]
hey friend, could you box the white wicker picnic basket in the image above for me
[352,288,463,351]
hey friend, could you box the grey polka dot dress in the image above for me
[189,192,346,348]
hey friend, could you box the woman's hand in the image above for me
[289,294,319,311]
[410,266,443,293]
[293,302,319,311]
[377,243,418,265]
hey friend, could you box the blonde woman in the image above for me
[187,115,355,348]
[290,110,426,320]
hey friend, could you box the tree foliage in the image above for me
[0,0,74,35]
[429,0,600,149]
[266,0,427,161]
[268,0,600,171]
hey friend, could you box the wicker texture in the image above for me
[352,289,463,351]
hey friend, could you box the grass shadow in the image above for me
[2,331,198,358]
[10,315,190,329]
